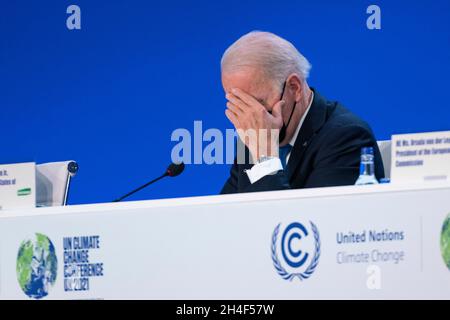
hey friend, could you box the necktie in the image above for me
[279,144,293,169]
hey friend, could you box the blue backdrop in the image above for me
[1,0,449,204]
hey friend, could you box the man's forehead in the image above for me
[222,68,267,94]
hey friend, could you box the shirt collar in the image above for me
[288,91,314,147]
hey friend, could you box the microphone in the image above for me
[166,162,185,177]
[112,162,185,202]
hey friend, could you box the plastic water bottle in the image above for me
[355,147,379,185]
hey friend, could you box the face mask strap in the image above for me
[279,80,297,135]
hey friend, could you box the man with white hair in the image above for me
[220,31,384,193]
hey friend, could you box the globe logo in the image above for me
[16,233,58,299]
[441,213,450,270]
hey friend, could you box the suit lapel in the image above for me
[286,89,328,180]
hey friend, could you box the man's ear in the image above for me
[286,73,303,102]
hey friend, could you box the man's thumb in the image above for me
[272,100,285,119]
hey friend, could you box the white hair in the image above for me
[221,31,311,88]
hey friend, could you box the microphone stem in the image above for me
[113,173,168,202]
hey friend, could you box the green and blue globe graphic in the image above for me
[16,233,58,299]
[442,213,450,270]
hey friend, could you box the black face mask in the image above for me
[270,81,297,143]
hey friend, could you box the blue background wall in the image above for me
[1,0,449,204]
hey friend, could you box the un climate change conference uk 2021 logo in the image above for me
[17,233,58,299]
[272,221,320,281]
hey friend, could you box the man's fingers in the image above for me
[271,100,285,120]
[225,109,239,127]
[226,101,243,116]
[226,93,256,115]
[230,88,263,110]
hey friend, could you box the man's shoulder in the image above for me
[305,91,378,152]
[317,95,374,137]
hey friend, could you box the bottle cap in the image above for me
[361,147,374,155]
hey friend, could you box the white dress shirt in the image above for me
[246,91,314,184]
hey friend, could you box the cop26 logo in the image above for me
[271,221,321,281]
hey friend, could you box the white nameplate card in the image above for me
[391,131,450,184]
[0,162,36,210]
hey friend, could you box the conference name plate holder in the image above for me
[0,162,36,211]
[391,130,450,184]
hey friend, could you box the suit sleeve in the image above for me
[220,161,290,194]
[242,171,291,192]
[220,161,239,194]
[304,125,380,188]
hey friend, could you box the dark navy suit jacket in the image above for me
[220,89,384,194]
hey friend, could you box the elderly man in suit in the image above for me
[220,31,384,194]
